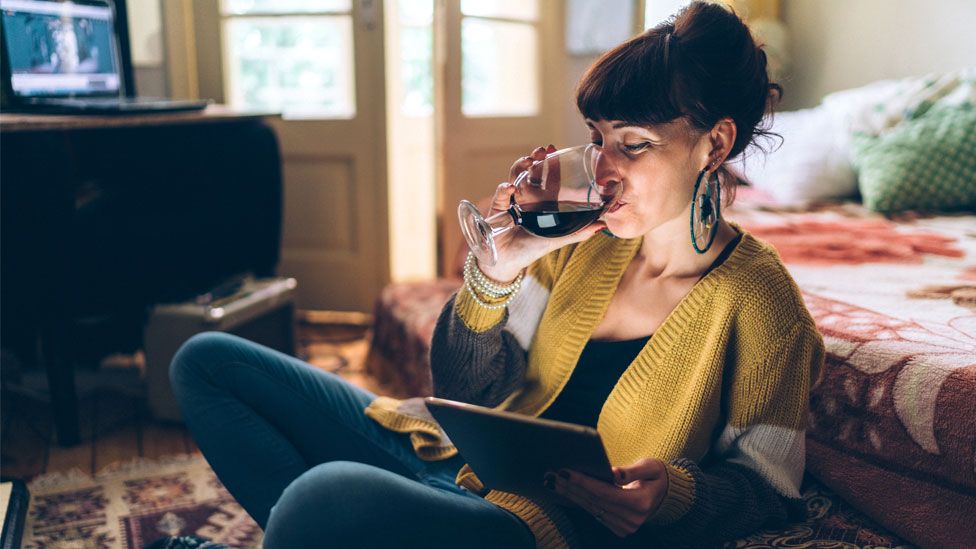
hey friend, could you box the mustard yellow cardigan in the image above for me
[367,229,824,548]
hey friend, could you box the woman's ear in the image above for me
[705,118,736,170]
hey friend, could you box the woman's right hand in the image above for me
[476,145,607,284]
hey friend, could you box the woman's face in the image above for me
[588,118,708,239]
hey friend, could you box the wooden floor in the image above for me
[0,313,391,481]
[1,388,199,480]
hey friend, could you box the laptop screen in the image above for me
[1,0,120,98]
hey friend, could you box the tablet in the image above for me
[425,397,614,499]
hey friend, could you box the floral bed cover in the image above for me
[729,189,975,549]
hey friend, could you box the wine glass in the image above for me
[458,144,622,267]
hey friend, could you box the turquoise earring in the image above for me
[690,168,720,254]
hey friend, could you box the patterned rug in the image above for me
[23,453,914,549]
[24,454,261,549]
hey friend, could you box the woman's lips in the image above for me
[607,201,626,214]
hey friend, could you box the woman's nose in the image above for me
[595,151,623,197]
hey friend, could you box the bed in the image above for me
[731,189,975,548]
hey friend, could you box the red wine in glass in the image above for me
[511,201,604,238]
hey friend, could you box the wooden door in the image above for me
[164,0,389,311]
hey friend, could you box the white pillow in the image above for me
[728,106,858,205]
[728,70,976,206]
[821,70,976,140]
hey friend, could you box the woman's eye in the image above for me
[591,140,603,146]
[623,142,650,152]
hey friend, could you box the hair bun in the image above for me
[669,2,782,157]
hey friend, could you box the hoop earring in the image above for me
[690,168,720,254]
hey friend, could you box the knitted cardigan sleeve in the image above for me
[641,320,824,547]
[430,250,564,407]
[429,294,528,407]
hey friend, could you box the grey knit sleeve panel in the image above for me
[429,292,528,408]
[641,458,802,548]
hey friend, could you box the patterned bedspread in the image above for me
[727,189,976,549]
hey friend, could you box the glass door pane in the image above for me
[221,0,355,119]
[461,14,539,116]
[222,0,352,15]
[223,16,355,118]
[461,0,539,21]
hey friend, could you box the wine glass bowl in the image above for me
[458,144,621,267]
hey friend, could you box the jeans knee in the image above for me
[273,461,377,516]
[264,461,389,546]
[169,331,242,397]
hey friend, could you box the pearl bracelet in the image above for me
[463,279,521,309]
[464,253,524,295]
[463,252,524,308]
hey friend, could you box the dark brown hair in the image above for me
[576,1,782,189]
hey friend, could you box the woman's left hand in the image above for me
[546,458,670,538]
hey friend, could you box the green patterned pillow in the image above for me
[851,103,976,213]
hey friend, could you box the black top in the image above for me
[539,336,650,428]
[539,233,743,429]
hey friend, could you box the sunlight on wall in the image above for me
[644,0,691,27]
[644,0,779,29]
[386,0,437,282]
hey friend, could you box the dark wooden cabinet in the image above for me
[1,108,282,445]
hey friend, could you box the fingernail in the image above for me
[557,470,570,480]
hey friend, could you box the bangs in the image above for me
[575,29,698,128]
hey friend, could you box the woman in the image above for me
[168,3,823,548]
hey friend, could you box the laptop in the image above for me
[0,0,210,114]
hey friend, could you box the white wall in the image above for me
[562,0,976,129]
[780,0,976,110]
[127,0,163,66]
[126,0,166,97]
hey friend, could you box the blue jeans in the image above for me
[170,332,534,548]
